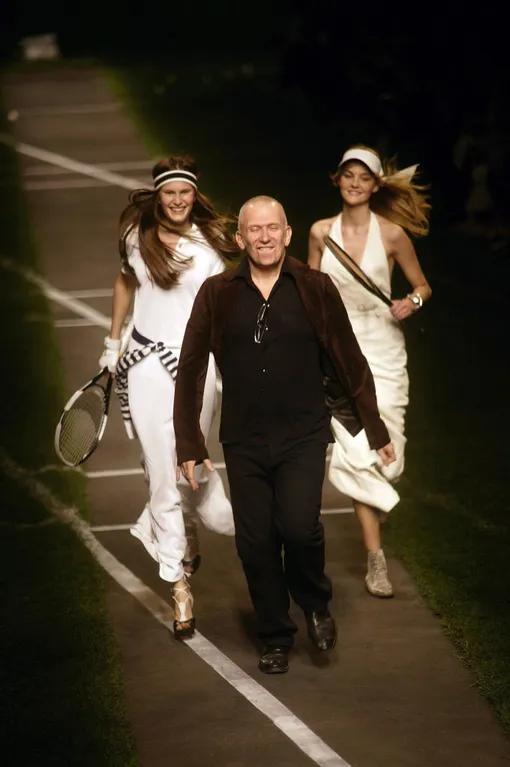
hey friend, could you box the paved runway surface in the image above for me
[3,66,510,767]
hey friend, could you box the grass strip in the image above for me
[0,91,138,765]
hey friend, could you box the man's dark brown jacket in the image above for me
[174,256,390,464]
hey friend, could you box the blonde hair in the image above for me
[331,144,431,238]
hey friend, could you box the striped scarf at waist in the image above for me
[115,327,179,439]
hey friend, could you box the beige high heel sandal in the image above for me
[171,577,195,639]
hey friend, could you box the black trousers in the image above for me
[223,439,332,648]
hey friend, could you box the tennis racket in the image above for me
[54,320,134,467]
[324,235,392,307]
[54,367,114,466]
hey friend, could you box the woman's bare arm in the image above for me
[110,272,137,339]
[383,223,432,321]
[308,219,334,270]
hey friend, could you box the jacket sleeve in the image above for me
[174,279,213,464]
[323,274,390,450]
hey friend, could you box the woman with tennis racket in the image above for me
[308,145,432,598]
[99,155,237,638]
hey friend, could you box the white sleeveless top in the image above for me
[321,212,392,317]
[124,224,225,348]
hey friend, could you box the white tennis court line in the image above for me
[2,139,355,766]
[85,457,333,478]
[45,283,111,330]
[55,318,98,328]
[65,288,112,298]
[0,133,144,190]
[12,103,122,117]
[2,448,353,767]
[87,467,144,478]
[0,256,112,330]
[24,178,130,191]
[90,507,354,533]
[25,160,153,176]
[92,523,133,532]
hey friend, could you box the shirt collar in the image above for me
[236,254,292,281]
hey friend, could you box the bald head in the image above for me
[238,196,287,232]
[235,195,292,272]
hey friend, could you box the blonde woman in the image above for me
[308,146,431,598]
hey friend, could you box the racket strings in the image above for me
[58,385,107,465]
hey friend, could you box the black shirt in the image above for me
[218,256,332,453]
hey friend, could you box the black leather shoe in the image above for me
[258,646,290,674]
[305,610,337,651]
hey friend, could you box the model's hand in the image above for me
[99,336,121,375]
[390,298,417,321]
[377,443,396,466]
[177,459,215,490]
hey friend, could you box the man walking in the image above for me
[174,196,394,673]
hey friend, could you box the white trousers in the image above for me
[127,352,234,582]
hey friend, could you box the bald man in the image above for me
[174,196,394,673]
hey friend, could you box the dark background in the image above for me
[1,0,509,248]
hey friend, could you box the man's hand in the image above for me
[177,459,215,491]
[377,442,396,467]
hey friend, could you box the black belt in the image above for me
[132,327,153,345]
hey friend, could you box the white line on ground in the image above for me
[91,523,133,532]
[45,283,111,329]
[65,288,112,298]
[2,449,353,767]
[55,318,98,328]
[13,103,122,117]
[86,467,145,478]
[85,457,333,479]
[0,257,111,330]
[24,160,154,176]
[90,508,353,533]
[24,178,126,191]
[0,133,144,190]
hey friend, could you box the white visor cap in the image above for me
[338,148,383,177]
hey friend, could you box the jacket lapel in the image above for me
[211,270,242,357]
[289,258,327,348]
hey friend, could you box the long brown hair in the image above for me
[119,156,238,288]
[331,145,431,237]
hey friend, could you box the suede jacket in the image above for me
[174,256,390,464]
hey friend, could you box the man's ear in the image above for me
[235,230,245,250]
[284,225,292,247]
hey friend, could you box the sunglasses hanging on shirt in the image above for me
[254,302,270,344]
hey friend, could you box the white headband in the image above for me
[154,169,198,191]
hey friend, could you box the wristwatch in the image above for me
[407,292,423,309]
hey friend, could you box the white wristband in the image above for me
[104,336,121,351]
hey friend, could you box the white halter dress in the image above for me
[321,213,409,512]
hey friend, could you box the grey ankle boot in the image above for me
[366,549,394,598]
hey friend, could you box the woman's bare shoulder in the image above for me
[376,214,404,239]
[309,216,336,239]
[375,214,408,251]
